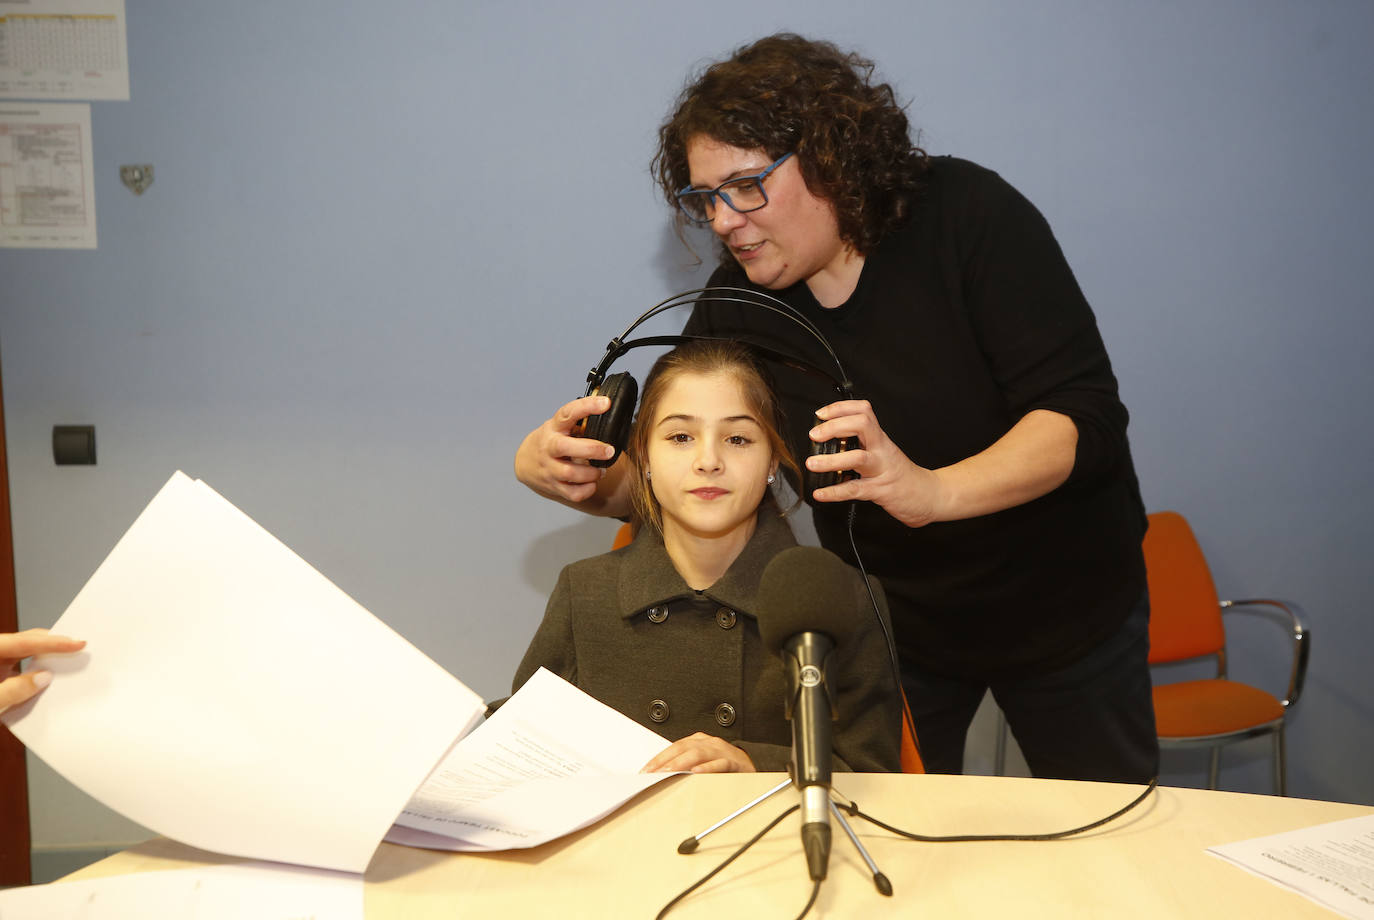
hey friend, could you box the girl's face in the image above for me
[645,370,777,547]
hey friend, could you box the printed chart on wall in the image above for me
[0,0,130,101]
[0,101,96,248]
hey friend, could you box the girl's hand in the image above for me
[641,732,756,774]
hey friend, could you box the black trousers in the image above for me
[902,590,1159,784]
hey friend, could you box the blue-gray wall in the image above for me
[2,1,1371,847]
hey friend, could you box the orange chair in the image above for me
[611,521,923,773]
[1145,510,1309,795]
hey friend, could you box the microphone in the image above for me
[757,546,863,882]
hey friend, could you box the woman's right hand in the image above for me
[514,395,630,513]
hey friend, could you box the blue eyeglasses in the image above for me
[674,152,795,225]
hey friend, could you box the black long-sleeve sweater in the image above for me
[684,156,1147,680]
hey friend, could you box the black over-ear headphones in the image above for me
[576,287,859,497]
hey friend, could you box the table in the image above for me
[63,773,1374,918]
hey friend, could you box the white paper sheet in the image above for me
[0,861,362,920]
[3,471,486,873]
[0,0,130,100]
[0,101,98,248]
[1209,813,1374,919]
[388,667,678,851]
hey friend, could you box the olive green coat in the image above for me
[512,508,901,773]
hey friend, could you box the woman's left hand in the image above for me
[807,401,1079,527]
[806,399,945,527]
[1,628,86,716]
[641,732,756,774]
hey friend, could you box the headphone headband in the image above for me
[585,287,854,399]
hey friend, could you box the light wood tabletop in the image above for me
[61,772,1373,918]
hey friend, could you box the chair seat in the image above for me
[1152,679,1285,739]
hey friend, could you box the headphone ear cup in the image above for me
[580,372,638,468]
[804,431,858,495]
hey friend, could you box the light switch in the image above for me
[53,425,96,465]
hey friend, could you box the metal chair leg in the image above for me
[994,710,1008,776]
[1275,723,1287,797]
[1207,747,1221,790]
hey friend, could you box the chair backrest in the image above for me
[1143,511,1226,665]
[899,693,925,774]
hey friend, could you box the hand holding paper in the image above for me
[0,629,86,715]
[4,472,486,873]
[3,471,686,873]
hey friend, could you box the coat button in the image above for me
[714,702,736,727]
[647,605,668,623]
[649,699,670,723]
[715,608,737,629]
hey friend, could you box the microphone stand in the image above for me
[674,774,894,897]
[670,542,901,910]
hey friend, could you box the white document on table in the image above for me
[0,861,362,920]
[387,667,678,851]
[1209,813,1374,919]
[3,471,486,874]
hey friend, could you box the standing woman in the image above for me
[515,34,1156,783]
[512,340,900,774]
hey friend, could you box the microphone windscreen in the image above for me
[757,545,864,653]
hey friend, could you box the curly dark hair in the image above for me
[653,33,929,258]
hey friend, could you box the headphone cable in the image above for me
[844,501,920,761]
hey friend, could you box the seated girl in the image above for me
[512,340,901,773]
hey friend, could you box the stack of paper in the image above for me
[3,471,676,876]
[1209,814,1374,920]
[391,667,674,852]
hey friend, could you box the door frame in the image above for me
[0,355,32,885]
